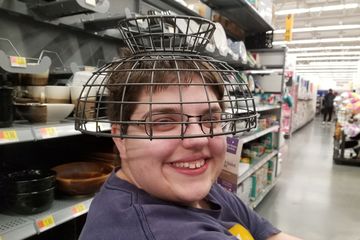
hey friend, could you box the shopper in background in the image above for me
[322,88,335,125]
[79,58,301,240]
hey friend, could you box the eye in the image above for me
[202,113,221,128]
[148,114,181,131]
[202,113,221,121]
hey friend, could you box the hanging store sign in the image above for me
[284,14,294,42]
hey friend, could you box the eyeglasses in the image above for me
[131,112,235,137]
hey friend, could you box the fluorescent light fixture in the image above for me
[296,69,357,73]
[273,37,360,45]
[275,3,359,15]
[297,56,360,61]
[292,52,360,57]
[274,24,360,34]
[296,66,358,69]
[307,61,360,66]
[288,46,360,52]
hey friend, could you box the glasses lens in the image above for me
[145,113,183,136]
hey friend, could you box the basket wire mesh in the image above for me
[75,15,257,139]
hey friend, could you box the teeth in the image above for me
[172,159,206,169]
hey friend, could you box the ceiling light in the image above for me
[307,61,360,66]
[288,46,360,52]
[273,37,360,45]
[274,24,360,34]
[275,3,359,15]
[296,69,357,73]
[292,52,360,57]
[296,56,360,61]
[296,66,358,69]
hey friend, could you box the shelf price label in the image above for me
[71,203,87,216]
[9,56,27,68]
[0,130,18,143]
[39,127,58,139]
[36,215,55,232]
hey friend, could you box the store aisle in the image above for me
[256,119,360,240]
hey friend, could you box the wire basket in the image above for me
[119,15,215,54]
[74,15,257,139]
[74,53,257,139]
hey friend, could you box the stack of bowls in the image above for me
[2,169,56,214]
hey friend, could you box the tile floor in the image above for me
[256,118,360,240]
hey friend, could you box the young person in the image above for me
[78,57,301,240]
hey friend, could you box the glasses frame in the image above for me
[131,112,234,137]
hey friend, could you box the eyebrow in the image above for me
[141,105,222,118]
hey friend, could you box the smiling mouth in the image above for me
[170,159,206,169]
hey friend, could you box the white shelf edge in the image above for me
[0,121,111,145]
[0,197,93,239]
[0,50,51,74]
[256,105,280,112]
[239,125,280,144]
[0,216,36,240]
[237,150,278,184]
[251,179,278,209]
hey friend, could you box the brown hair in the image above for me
[107,53,225,127]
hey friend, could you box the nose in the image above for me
[181,121,209,149]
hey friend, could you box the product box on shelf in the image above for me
[236,177,252,206]
[224,137,244,175]
[267,156,277,184]
[217,170,238,193]
[250,164,269,200]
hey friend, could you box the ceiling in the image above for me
[272,0,360,90]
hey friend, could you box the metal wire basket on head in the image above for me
[74,15,257,139]
[119,15,215,54]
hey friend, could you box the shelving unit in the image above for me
[0,50,51,75]
[217,48,286,207]
[237,150,278,183]
[0,197,93,240]
[19,0,110,20]
[250,179,277,208]
[0,121,110,145]
[201,0,273,33]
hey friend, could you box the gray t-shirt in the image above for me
[80,171,280,240]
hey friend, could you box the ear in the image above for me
[112,124,127,158]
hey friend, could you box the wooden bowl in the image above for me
[52,162,113,196]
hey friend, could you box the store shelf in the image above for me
[256,105,280,112]
[297,98,313,101]
[142,0,200,17]
[201,0,273,33]
[0,197,93,240]
[20,0,110,20]
[251,179,277,208]
[244,68,283,75]
[0,50,51,74]
[238,150,278,183]
[0,216,36,240]
[239,125,280,144]
[0,121,110,145]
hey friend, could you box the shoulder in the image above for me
[79,173,152,240]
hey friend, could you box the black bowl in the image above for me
[7,187,55,214]
[3,169,56,193]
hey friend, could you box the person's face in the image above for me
[113,77,226,207]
